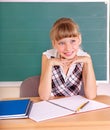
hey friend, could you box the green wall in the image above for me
[0,2,108,81]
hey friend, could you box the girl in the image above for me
[38,17,97,100]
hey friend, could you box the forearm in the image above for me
[38,62,52,100]
[83,57,97,99]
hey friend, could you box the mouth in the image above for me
[64,52,73,57]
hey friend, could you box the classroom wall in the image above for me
[0,87,20,98]
[0,83,110,98]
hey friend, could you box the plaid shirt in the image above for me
[51,63,83,96]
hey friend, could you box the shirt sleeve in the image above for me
[43,49,58,59]
[77,48,90,57]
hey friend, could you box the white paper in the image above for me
[29,101,74,122]
[29,95,110,122]
[49,95,109,112]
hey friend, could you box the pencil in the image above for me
[75,101,89,112]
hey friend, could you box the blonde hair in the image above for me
[50,18,80,41]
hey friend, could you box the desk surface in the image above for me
[0,95,110,130]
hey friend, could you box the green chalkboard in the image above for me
[0,2,108,81]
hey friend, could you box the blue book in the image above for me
[0,99,31,119]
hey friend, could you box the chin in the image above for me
[67,57,74,60]
[62,56,74,60]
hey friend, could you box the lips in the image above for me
[64,52,73,57]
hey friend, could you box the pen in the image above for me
[75,101,89,112]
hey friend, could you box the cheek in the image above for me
[55,45,65,53]
[73,44,80,50]
[57,48,64,54]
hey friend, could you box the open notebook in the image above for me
[29,95,110,122]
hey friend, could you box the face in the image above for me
[53,36,81,59]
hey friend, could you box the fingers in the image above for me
[72,56,89,64]
[49,56,89,67]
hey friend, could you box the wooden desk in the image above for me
[0,95,110,130]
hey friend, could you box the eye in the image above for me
[58,42,65,45]
[71,39,76,43]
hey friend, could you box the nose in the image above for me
[65,43,72,51]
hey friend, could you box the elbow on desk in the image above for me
[38,89,50,101]
[85,93,97,100]
[84,86,97,100]
[38,92,50,101]
[39,95,50,101]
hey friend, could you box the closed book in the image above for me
[0,99,31,119]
